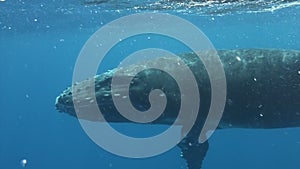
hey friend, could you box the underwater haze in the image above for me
[1,0,300,169]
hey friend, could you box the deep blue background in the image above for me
[1,1,300,169]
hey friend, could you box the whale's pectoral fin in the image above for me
[178,139,209,169]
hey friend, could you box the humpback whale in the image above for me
[55,49,300,169]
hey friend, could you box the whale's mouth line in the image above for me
[55,94,106,112]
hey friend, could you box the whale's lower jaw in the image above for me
[55,49,300,169]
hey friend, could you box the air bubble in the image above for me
[20,159,27,167]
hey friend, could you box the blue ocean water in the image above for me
[1,1,300,169]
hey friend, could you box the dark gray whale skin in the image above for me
[55,49,300,169]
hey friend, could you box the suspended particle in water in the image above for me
[20,159,27,167]
[108,163,113,168]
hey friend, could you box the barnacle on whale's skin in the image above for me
[55,49,300,169]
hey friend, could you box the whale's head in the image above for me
[55,59,187,125]
[55,66,181,125]
[55,70,132,122]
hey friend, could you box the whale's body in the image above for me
[55,49,300,169]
